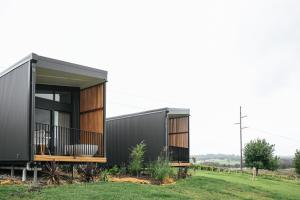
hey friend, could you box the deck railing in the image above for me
[169,146,189,163]
[34,123,104,157]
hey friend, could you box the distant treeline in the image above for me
[279,157,294,169]
[193,154,240,161]
[191,154,293,169]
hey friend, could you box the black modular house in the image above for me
[0,53,107,166]
[106,108,190,167]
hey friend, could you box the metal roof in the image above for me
[0,53,107,81]
[107,107,190,121]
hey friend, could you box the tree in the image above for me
[128,141,146,177]
[269,156,280,171]
[294,149,300,175]
[244,138,278,175]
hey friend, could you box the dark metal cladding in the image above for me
[0,62,32,162]
[106,110,167,166]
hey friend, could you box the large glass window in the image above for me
[35,85,76,130]
[35,90,53,101]
[54,111,71,128]
[35,89,71,104]
[35,108,51,124]
[54,92,71,104]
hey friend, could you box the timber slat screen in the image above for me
[80,83,104,156]
[168,116,189,162]
[168,117,189,148]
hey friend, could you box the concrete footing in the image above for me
[10,168,14,177]
[33,166,38,185]
[22,168,27,182]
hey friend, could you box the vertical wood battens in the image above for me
[80,84,104,156]
[168,117,189,148]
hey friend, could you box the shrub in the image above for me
[59,164,73,173]
[42,162,66,185]
[177,167,189,179]
[294,149,300,175]
[99,169,109,182]
[190,164,200,172]
[119,166,127,176]
[78,165,98,182]
[149,156,175,183]
[109,165,120,176]
[128,141,146,177]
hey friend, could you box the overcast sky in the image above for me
[0,0,299,156]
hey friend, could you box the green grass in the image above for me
[0,171,299,200]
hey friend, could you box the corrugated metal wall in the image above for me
[0,62,32,162]
[106,110,167,166]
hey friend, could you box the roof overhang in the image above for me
[107,107,190,121]
[167,108,190,118]
[0,53,108,89]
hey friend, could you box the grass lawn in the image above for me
[0,171,299,200]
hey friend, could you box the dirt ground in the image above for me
[109,176,152,184]
[109,176,175,185]
[0,169,176,186]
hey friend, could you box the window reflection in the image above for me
[35,91,53,101]
[35,89,71,104]
[54,92,71,104]
[35,108,51,124]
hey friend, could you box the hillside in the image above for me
[1,171,300,199]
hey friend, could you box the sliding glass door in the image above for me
[54,111,71,128]
[35,85,74,155]
[53,111,71,154]
[35,108,51,125]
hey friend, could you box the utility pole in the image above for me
[235,106,247,171]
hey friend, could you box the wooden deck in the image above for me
[170,162,191,167]
[34,155,107,163]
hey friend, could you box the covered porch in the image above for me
[32,55,107,163]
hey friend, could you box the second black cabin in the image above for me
[106,108,190,166]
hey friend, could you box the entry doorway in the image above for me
[35,108,71,155]
[35,108,71,128]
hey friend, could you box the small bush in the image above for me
[109,165,120,176]
[99,169,109,182]
[149,157,175,183]
[59,164,72,173]
[128,141,146,177]
[177,167,189,179]
[119,166,127,176]
[190,164,200,172]
[78,165,98,182]
[42,162,66,185]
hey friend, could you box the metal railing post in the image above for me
[34,122,103,157]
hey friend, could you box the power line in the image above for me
[108,101,146,110]
[109,87,184,106]
[246,127,300,144]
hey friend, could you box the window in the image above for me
[35,89,71,104]
[54,111,71,128]
[35,90,53,101]
[54,91,71,104]
[35,108,51,124]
